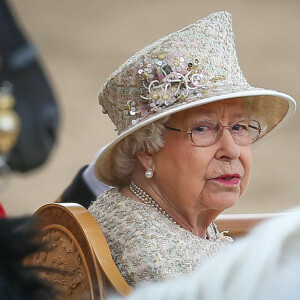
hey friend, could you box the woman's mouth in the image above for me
[210,174,241,186]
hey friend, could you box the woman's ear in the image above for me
[136,151,154,171]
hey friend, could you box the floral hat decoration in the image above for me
[95,11,296,186]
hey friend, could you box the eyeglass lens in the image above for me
[191,119,261,146]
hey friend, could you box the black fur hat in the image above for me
[0,216,55,300]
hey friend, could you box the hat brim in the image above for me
[94,88,296,186]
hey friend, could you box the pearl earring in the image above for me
[145,168,153,179]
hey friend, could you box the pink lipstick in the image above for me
[211,174,241,186]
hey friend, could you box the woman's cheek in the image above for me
[240,173,250,196]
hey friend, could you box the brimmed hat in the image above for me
[95,11,296,186]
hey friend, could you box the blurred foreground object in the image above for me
[0,216,56,300]
[0,0,60,173]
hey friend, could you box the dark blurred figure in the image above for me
[59,147,110,208]
[0,0,60,172]
[0,216,56,300]
[0,2,60,297]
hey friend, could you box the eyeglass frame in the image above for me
[163,118,262,147]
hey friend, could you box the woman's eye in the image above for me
[232,124,248,132]
[193,125,211,132]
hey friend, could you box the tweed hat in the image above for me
[95,11,296,186]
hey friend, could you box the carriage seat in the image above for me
[25,203,131,300]
[215,212,280,237]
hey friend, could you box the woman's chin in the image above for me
[203,184,240,211]
[209,193,239,211]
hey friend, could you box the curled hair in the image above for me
[111,116,170,186]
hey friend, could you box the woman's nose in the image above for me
[215,128,241,160]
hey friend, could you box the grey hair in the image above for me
[111,116,170,186]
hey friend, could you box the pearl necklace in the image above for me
[129,182,215,240]
[129,181,177,225]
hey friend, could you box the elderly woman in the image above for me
[88,11,296,286]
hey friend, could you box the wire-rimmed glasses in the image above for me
[164,118,262,147]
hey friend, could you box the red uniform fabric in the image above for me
[0,202,6,218]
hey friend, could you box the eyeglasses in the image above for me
[164,118,262,147]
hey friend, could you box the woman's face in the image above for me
[151,99,253,216]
